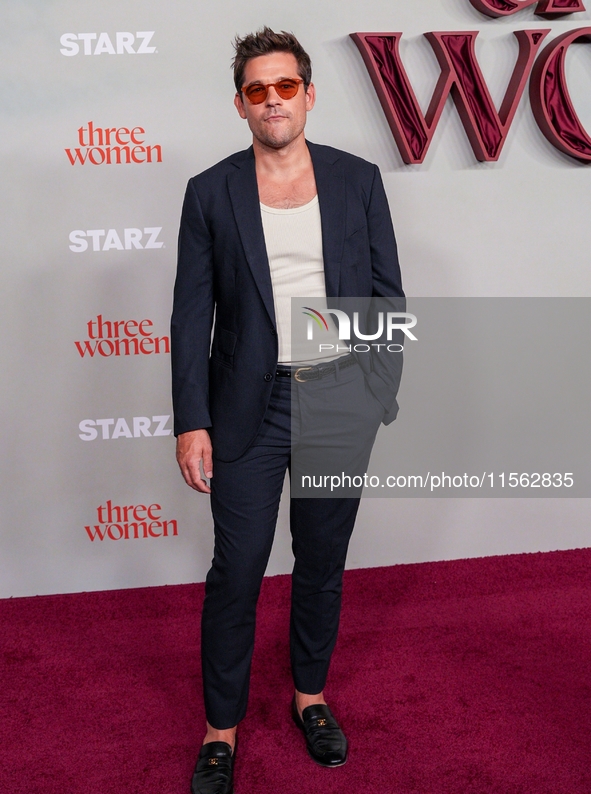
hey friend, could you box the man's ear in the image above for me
[234,92,247,119]
[305,82,316,112]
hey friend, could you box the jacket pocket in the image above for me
[345,225,366,239]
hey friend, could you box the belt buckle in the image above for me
[294,366,313,383]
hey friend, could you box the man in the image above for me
[171,27,403,794]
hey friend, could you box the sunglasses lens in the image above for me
[275,80,300,99]
[244,85,267,104]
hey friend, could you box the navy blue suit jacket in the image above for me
[171,140,404,461]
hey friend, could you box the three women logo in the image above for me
[352,1,591,163]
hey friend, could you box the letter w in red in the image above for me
[351,30,550,163]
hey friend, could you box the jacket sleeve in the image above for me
[170,179,215,436]
[365,164,405,425]
[367,165,404,300]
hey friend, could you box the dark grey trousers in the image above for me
[202,361,384,728]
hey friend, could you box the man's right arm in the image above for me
[176,429,213,493]
[171,179,215,488]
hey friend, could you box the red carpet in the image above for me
[2,549,591,793]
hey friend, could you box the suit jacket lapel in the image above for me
[226,142,346,327]
[227,148,276,326]
[308,142,346,297]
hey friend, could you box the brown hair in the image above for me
[232,27,312,94]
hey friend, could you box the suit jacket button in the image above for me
[264,372,273,382]
[270,327,277,336]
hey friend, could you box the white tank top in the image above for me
[260,196,341,363]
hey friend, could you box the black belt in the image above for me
[276,353,357,383]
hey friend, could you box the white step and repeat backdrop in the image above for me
[2,0,591,598]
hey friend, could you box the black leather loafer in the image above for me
[291,698,348,767]
[191,740,235,794]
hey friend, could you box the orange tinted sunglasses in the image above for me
[241,78,304,104]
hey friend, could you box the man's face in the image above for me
[234,52,315,149]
